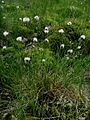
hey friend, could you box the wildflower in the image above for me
[69,41,72,44]
[77,46,81,49]
[67,21,72,25]
[19,18,22,21]
[44,29,49,33]
[42,59,46,62]
[16,37,23,42]
[23,17,30,22]
[67,49,73,53]
[45,38,49,42]
[66,56,69,60]
[44,27,49,33]
[16,6,19,9]
[60,44,65,49]
[2,1,4,3]
[58,29,64,34]
[24,57,31,63]
[34,16,39,21]
[3,16,6,19]
[3,46,6,49]
[33,37,38,42]
[45,27,49,30]
[3,31,9,37]
[80,35,85,39]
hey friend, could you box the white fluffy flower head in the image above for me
[23,17,30,22]
[3,31,9,37]
[24,57,31,63]
[33,37,38,42]
[42,59,46,62]
[2,1,4,3]
[44,27,49,33]
[19,18,22,21]
[77,46,81,49]
[80,35,85,39]
[58,29,64,33]
[45,27,49,30]
[3,16,6,19]
[67,49,73,53]
[16,6,19,9]
[66,56,69,60]
[60,44,65,48]
[45,38,49,42]
[16,37,23,42]
[67,21,72,25]
[3,46,7,49]
[34,16,39,21]
[44,29,49,33]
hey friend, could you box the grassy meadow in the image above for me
[0,0,90,119]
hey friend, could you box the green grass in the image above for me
[0,0,90,120]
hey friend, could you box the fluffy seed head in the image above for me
[58,29,64,33]
[3,31,9,37]
[23,17,30,22]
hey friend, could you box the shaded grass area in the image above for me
[0,47,90,119]
[1,0,90,29]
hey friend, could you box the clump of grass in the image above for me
[1,46,90,119]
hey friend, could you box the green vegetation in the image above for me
[0,0,90,119]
